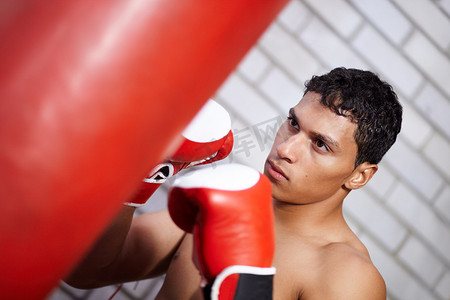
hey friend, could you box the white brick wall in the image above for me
[303,0,363,38]
[299,16,369,69]
[385,138,444,199]
[352,25,424,99]
[435,186,450,224]
[424,133,450,181]
[436,271,450,299]
[388,183,450,265]
[404,31,450,98]
[345,189,408,252]
[401,100,434,149]
[392,0,450,50]
[51,1,450,299]
[398,236,445,287]
[349,0,412,46]
[415,83,450,140]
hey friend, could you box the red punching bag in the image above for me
[0,0,289,298]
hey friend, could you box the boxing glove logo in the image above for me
[143,163,175,184]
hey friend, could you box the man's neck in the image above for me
[273,196,350,242]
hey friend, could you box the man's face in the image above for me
[264,91,358,205]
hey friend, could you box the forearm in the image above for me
[64,205,136,288]
[65,208,185,289]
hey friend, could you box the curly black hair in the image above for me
[304,67,402,167]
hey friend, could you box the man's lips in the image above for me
[267,160,288,181]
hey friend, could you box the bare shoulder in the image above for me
[314,242,386,300]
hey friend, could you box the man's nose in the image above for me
[276,134,302,163]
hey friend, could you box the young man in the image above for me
[66,67,402,299]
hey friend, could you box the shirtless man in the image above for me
[66,67,402,300]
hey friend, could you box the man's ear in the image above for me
[344,162,378,190]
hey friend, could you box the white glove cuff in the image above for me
[211,265,276,300]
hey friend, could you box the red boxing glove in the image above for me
[125,99,233,207]
[168,164,275,300]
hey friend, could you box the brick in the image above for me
[231,123,271,172]
[344,189,407,252]
[360,234,439,300]
[233,145,270,173]
[437,0,450,16]
[230,115,281,172]
[259,23,320,83]
[399,99,433,149]
[387,183,450,265]
[349,0,412,46]
[259,67,303,113]
[227,115,247,132]
[216,73,279,125]
[278,0,311,33]
[434,186,450,224]
[298,16,369,69]
[87,285,125,299]
[215,98,245,129]
[398,236,446,287]
[343,213,363,236]
[137,182,168,215]
[46,288,74,300]
[352,25,423,99]
[57,282,91,298]
[423,132,450,181]
[122,277,164,299]
[384,138,444,200]
[391,0,450,50]
[366,162,397,199]
[230,120,261,167]
[415,83,450,140]
[435,271,450,300]
[303,0,363,38]
[237,48,271,84]
[404,31,450,98]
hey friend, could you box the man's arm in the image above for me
[65,208,184,289]
[332,263,386,300]
[156,234,203,300]
[312,252,386,300]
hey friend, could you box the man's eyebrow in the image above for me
[313,132,340,151]
[288,107,296,120]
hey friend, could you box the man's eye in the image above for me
[287,116,298,128]
[315,139,329,151]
